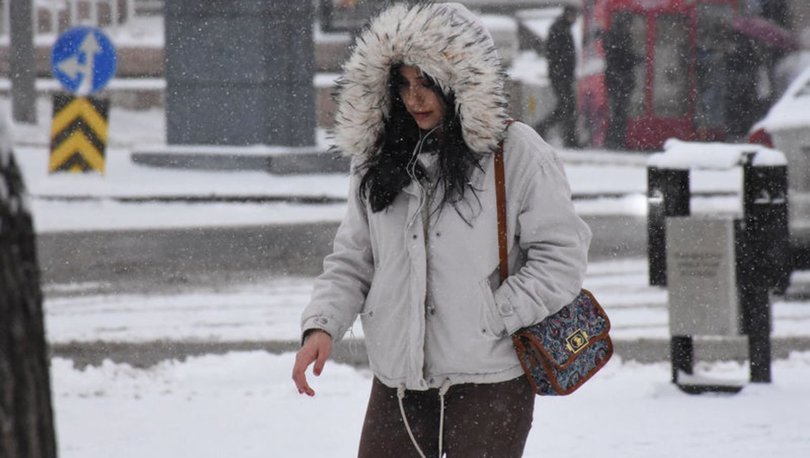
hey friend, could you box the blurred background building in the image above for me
[0,0,808,150]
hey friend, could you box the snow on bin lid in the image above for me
[647,139,787,170]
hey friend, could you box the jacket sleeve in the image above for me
[493,123,592,334]
[300,167,374,342]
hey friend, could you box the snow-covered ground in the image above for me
[52,350,810,457]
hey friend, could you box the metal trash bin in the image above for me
[647,140,789,392]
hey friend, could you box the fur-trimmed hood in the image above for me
[333,2,510,160]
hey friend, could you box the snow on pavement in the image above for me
[43,259,810,344]
[52,350,810,458]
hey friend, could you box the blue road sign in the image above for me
[51,27,117,95]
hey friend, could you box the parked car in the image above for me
[748,65,810,268]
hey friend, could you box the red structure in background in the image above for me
[579,0,742,150]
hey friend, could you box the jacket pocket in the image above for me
[359,302,386,371]
[478,278,507,339]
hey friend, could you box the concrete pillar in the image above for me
[165,0,315,146]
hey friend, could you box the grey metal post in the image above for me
[9,0,38,124]
[648,166,694,383]
[647,167,690,286]
[737,161,789,383]
[670,336,693,383]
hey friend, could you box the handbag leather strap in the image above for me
[495,120,514,284]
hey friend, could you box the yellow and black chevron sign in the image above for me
[49,95,109,173]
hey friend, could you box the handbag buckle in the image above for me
[566,329,589,354]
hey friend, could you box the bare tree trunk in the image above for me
[10,0,38,124]
[0,144,56,456]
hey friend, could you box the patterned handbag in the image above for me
[511,290,613,395]
[494,133,613,395]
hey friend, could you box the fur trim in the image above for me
[333,2,510,160]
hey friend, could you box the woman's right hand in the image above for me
[292,329,333,396]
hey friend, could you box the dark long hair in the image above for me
[359,64,485,214]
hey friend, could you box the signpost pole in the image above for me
[9,0,37,124]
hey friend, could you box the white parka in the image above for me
[301,3,592,391]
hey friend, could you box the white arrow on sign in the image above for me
[57,32,101,95]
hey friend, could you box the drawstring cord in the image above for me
[397,379,453,458]
[397,386,427,458]
[437,380,452,458]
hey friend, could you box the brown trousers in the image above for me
[358,375,535,457]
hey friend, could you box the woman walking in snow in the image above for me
[292,3,591,456]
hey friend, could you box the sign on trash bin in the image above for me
[666,216,741,336]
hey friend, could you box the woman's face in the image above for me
[397,65,446,131]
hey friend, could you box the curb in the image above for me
[50,336,810,369]
[131,146,351,175]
